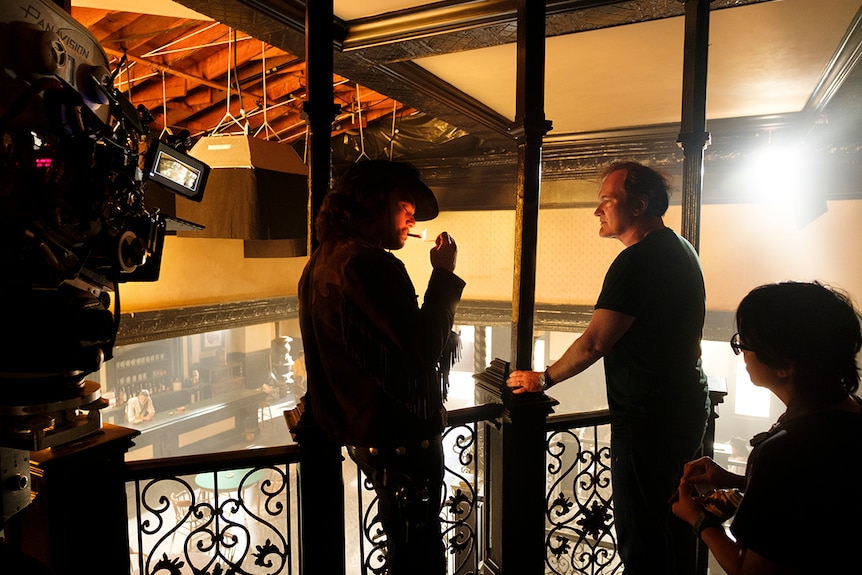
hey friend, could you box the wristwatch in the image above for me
[537,368,554,391]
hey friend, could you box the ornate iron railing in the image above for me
[124,407,617,575]
[352,406,618,575]
[353,403,504,575]
[125,446,300,575]
[352,427,484,575]
[545,410,619,575]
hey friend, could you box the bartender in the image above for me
[126,389,155,424]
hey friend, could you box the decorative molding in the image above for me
[115,297,734,346]
[115,297,299,345]
[806,5,862,114]
[377,60,514,140]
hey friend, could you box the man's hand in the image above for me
[506,370,543,394]
[430,231,457,272]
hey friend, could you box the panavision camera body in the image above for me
[0,0,208,451]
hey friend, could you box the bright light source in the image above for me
[742,139,825,228]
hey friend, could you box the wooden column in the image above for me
[304,0,336,254]
[510,0,553,370]
[677,0,712,252]
[298,5,346,575]
[678,2,713,574]
[500,393,558,574]
[477,360,557,575]
[296,428,345,575]
[502,2,555,574]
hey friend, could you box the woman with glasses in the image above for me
[671,281,862,575]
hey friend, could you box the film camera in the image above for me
[0,0,208,501]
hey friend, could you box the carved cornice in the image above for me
[115,297,734,345]
[116,297,299,345]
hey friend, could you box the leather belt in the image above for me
[350,435,439,457]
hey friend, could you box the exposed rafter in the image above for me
[73,5,411,144]
[69,0,861,204]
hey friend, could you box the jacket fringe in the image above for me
[342,302,460,421]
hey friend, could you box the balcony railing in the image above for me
[545,410,618,575]
[124,407,623,575]
[123,354,719,575]
[125,445,301,575]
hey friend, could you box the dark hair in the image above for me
[602,161,670,217]
[736,281,862,404]
[315,160,435,242]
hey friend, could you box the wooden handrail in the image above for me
[124,443,300,480]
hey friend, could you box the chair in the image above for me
[170,491,207,546]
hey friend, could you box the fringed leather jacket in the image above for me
[298,237,465,448]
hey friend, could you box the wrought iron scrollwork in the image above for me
[130,465,292,575]
[545,425,620,575]
[354,422,481,575]
[441,423,479,575]
[358,472,388,575]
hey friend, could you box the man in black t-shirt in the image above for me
[508,161,709,575]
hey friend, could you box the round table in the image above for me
[194,468,266,510]
[194,468,264,492]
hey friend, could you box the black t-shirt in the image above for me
[731,407,862,572]
[596,227,708,420]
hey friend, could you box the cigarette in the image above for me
[408,229,428,240]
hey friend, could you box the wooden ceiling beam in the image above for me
[105,47,235,94]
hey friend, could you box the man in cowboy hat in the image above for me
[298,160,465,575]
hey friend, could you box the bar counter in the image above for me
[121,387,266,460]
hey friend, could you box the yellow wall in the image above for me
[400,199,862,312]
[120,237,306,312]
[699,200,862,310]
[121,199,862,316]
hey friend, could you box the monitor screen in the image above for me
[146,141,209,202]
[156,151,201,190]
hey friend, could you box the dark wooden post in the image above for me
[678,2,713,573]
[295,428,345,575]
[297,4,346,575]
[677,0,712,252]
[304,0,336,254]
[510,0,552,369]
[476,360,557,575]
[500,393,558,574]
[504,1,555,573]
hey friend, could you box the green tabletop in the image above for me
[194,468,265,492]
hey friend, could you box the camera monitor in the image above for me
[146,140,209,202]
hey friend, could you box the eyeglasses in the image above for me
[730,333,756,355]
